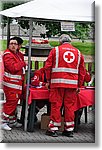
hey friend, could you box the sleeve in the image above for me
[3,54,26,74]
[78,54,86,87]
[84,69,91,83]
[44,49,54,81]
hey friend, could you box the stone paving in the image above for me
[0,106,95,143]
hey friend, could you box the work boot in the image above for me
[1,123,12,131]
[62,130,73,137]
[46,130,58,137]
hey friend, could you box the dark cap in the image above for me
[13,36,23,45]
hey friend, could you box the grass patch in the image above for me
[0,39,95,56]
[0,40,7,51]
[71,41,95,55]
[49,41,60,47]
[49,41,95,55]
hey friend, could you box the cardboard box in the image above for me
[41,113,64,131]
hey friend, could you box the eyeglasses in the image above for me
[9,43,18,45]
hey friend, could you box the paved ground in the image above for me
[0,106,95,143]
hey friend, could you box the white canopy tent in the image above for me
[0,0,95,132]
[0,0,94,22]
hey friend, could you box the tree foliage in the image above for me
[36,21,94,42]
[1,1,25,26]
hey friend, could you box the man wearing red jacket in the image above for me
[44,34,86,137]
[1,37,27,131]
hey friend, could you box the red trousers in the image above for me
[2,88,21,123]
[49,88,77,131]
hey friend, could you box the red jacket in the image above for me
[44,43,86,88]
[17,50,24,61]
[31,68,46,86]
[0,53,4,85]
[3,49,26,93]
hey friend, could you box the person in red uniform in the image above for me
[76,69,91,125]
[0,52,4,87]
[1,37,27,131]
[31,67,49,88]
[44,34,86,137]
[31,68,49,121]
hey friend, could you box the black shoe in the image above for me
[46,130,58,137]
[62,130,73,137]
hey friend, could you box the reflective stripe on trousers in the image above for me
[1,112,16,124]
[65,121,74,131]
[49,120,61,126]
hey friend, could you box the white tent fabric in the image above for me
[0,0,94,22]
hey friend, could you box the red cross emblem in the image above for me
[34,75,38,80]
[63,51,75,63]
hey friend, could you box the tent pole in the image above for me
[24,19,33,131]
[7,17,10,48]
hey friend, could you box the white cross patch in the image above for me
[63,51,75,63]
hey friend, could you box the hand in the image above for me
[25,60,28,66]
[76,88,80,94]
[24,61,28,70]
[45,83,50,90]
